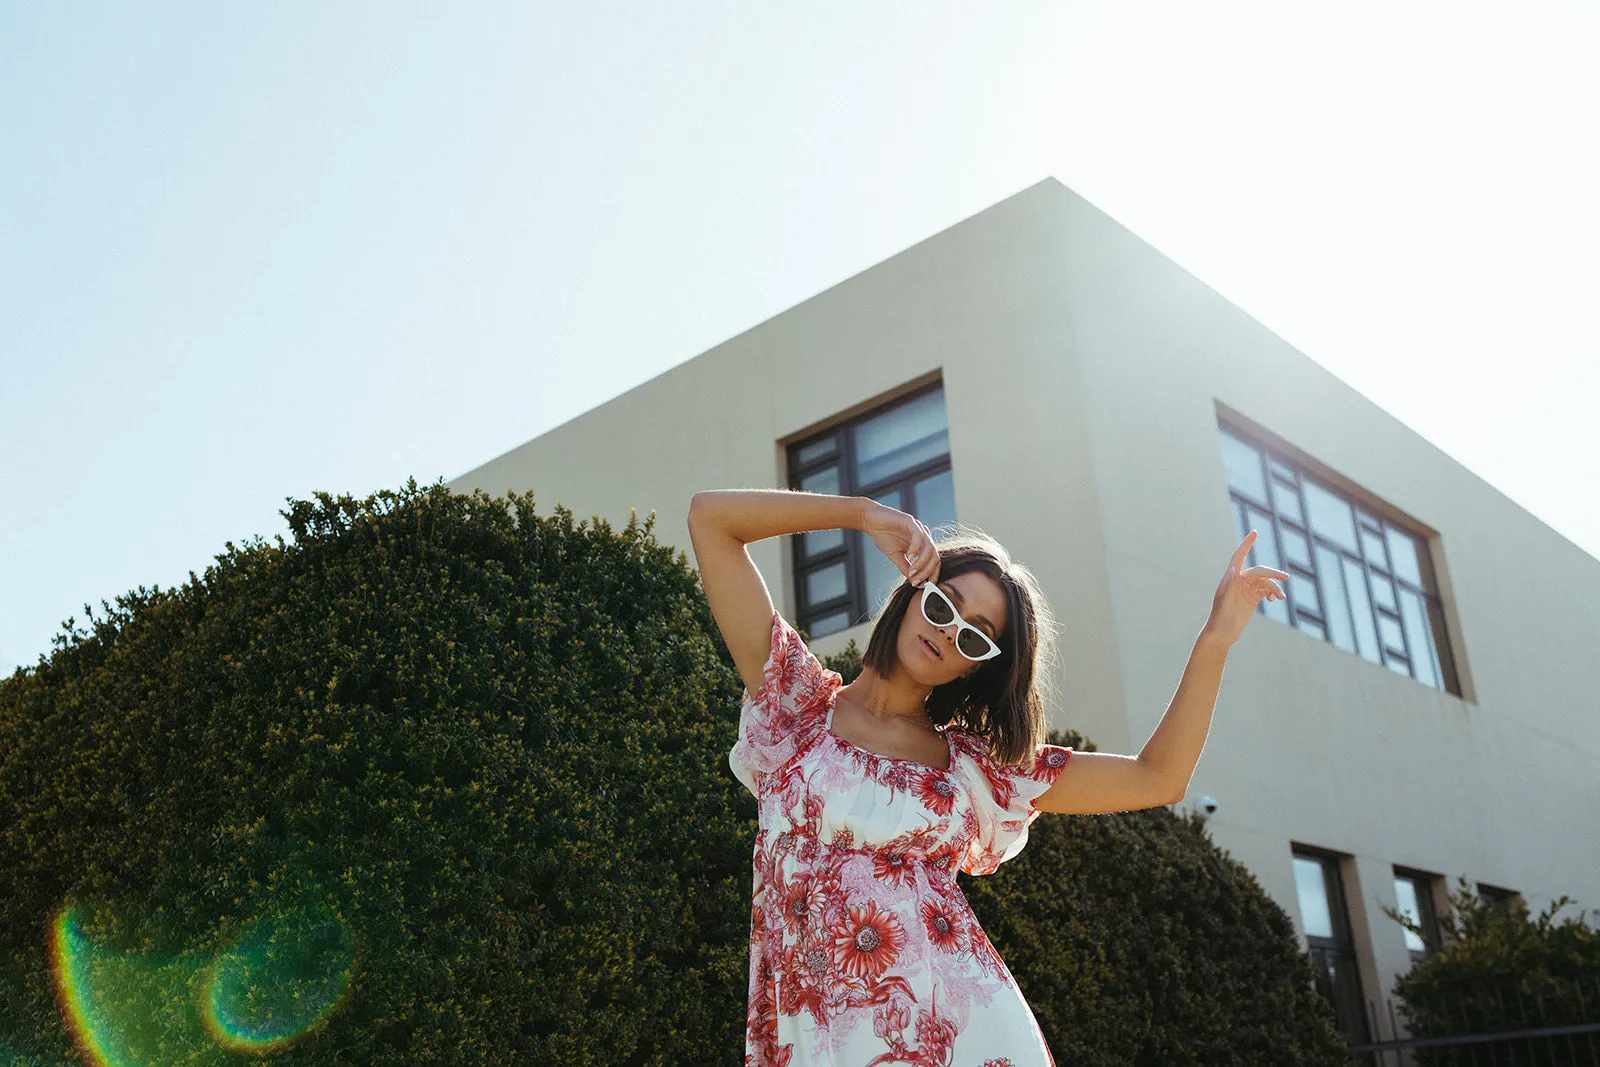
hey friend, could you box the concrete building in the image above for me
[444,177,1599,1049]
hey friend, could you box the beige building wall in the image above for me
[445,177,1600,1028]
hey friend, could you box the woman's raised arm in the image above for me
[687,489,873,697]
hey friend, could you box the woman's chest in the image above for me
[760,735,973,854]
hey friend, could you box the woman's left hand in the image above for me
[1204,530,1288,648]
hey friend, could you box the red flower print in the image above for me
[916,772,959,816]
[778,933,831,1023]
[873,997,911,1041]
[781,877,819,935]
[919,897,963,952]
[871,850,918,888]
[832,899,905,981]
[913,991,959,1062]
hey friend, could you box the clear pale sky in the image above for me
[3,3,1596,678]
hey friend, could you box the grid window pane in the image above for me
[1342,557,1383,664]
[1294,856,1335,939]
[808,611,852,638]
[1221,430,1269,505]
[855,389,949,487]
[796,437,836,465]
[1315,544,1358,654]
[1398,589,1440,689]
[1296,616,1327,640]
[804,529,843,557]
[1385,527,1424,586]
[800,465,839,495]
[1359,528,1389,569]
[1304,478,1360,553]
[806,562,848,606]
[1370,574,1397,613]
[1271,479,1304,523]
[1378,613,1406,656]
[913,469,956,534]
[1289,570,1321,614]
[1393,878,1428,952]
[1281,525,1313,569]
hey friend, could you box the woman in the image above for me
[687,488,1286,1066]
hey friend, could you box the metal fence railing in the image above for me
[1345,975,1600,1066]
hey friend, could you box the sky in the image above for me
[3,3,1596,678]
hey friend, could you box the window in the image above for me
[1477,882,1521,917]
[1393,868,1443,966]
[1293,849,1371,1047]
[788,382,955,639]
[1219,423,1458,694]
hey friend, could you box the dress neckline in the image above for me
[824,695,955,774]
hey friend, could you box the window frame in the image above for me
[786,379,950,639]
[1393,866,1443,966]
[1219,418,1460,696]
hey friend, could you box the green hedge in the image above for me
[0,478,1348,1063]
[1385,877,1600,1063]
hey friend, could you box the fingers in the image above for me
[1252,578,1285,601]
[905,520,938,585]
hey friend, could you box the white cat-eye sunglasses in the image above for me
[917,581,1003,662]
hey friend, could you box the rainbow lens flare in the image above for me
[49,903,214,1066]
[48,899,357,1063]
[200,906,356,1053]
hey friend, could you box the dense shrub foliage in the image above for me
[2,477,1347,1063]
[1,480,751,1064]
[1386,877,1600,1063]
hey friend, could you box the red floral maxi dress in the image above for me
[730,609,1075,1067]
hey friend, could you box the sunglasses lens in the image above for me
[924,589,954,625]
[957,630,991,659]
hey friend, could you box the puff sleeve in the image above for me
[728,608,842,799]
[959,741,1074,875]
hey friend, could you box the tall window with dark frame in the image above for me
[1293,848,1372,1048]
[1393,868,1443,968]
[1219,423,1458,694]
[788,383,955,639]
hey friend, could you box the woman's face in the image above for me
[902,572,1008,681]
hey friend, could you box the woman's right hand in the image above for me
[863,502,941,588]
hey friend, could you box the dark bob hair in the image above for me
[859,522,1060,767]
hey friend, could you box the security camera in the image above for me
[1195,795,1218,817]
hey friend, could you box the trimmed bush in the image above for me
[0,480,750,1064]
[1386,877,1600,1063]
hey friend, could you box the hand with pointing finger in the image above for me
[1204,530,1289,648]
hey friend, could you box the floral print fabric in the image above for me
[730,608,1075,1066]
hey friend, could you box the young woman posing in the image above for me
[687,488,1285,1066]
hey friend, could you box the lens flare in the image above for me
[47,897,357,1063]
[200,906,357,1053]
[48,903,214,1067]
